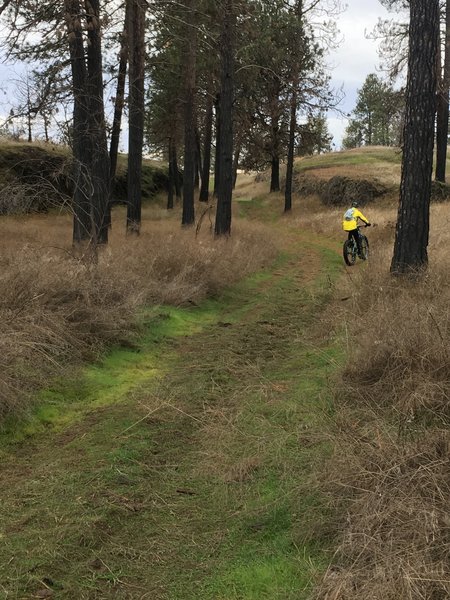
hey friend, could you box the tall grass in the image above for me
[305,202,450,600]
[0,207,277,421]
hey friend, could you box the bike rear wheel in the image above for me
[343,239,356,266]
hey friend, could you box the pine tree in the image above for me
[343,74,403,148]
[391,0,439,274]
[215,0,235,236]
[127,0,146,235]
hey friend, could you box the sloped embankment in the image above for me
[0,141,168,214]
[293,172,388,206]
[290,146,450,205]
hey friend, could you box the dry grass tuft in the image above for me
[318,430,450,600]
[312,201,450,599]
[0,208,277,420]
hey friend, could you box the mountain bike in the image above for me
[343,225,369,266]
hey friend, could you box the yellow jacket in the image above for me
[342,207,369,231]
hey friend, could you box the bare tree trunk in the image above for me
[213,94,220,197]
[391,0,439,274]
[167,137,175,209]
[285,87,297,213]
[199,92,213,202]
[435,0,450,182]
[269,80,281,193]
[27,114,32,142]
[65,0,94,245]
[194,127,201,190]
[215,0,235,236]
[182,0,197,226]
[173,144,182,201]
[26,77,32,143]
[270,155,280,192]
[85,0,110,244]
[285,1,303,212]
[126,0,146,234]
[43,114,49,142]
[110,0,129,183]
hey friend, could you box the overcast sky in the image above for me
[327,0,393,148]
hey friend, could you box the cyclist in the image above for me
[342,201,371,258]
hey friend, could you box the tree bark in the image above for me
[26,78,32,143]
[391,0,439,274]
[213,94,221,197]
[199,92,213,202]
[215,0,235,236]
[127,0,146,234]
[173,144,182,201]
[110,0,129,183]
[182,0,197,226]
[285,0,302,212]
[284,87,297,213]
[43,115,49,143]
[435,0,450,182]
[65,0,94,245]
[269,80,281,193]
[167,138,175,209]
[270,156,280,192]
[85,0,110,244]
[194,127,201,190]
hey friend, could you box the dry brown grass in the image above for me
[0,205,277,420]
[317,431,449,600]
[310,202,450,600]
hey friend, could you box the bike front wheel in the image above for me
[343,239,356,266]
[360,235,369,260]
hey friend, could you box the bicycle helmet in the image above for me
[351,201,359,208]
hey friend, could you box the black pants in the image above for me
[348,229,362,255]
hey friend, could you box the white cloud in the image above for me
[326,0,393,146]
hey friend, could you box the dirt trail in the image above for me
[0,224,342,599]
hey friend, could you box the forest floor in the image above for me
[0,195,348,599]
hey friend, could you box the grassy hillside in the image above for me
[296,145,402,183]
[0,139,168,214]
[292,145,450,205]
